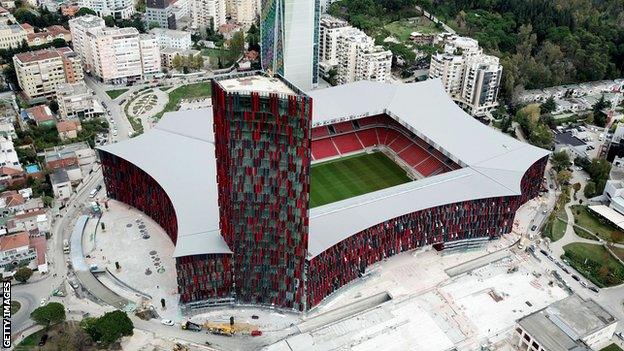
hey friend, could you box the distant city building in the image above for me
[260,0,320,90]
[146,0,176,29]
[56,82,104,119]
[190,0,226,31]
[0,23,28,49]
[69,16,161,83]
[14,47,83,100]
[429,35,502,117]
[160,47,200,69]
[77,0,135,19]
[514,295,617,351]
[226,0,257,25]
[149,27,192,50]
[25,25,72,47]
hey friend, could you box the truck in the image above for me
[181,321,202,332]
[203,323,235,336]
[63,240,70,254]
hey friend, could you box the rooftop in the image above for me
[50,168,70,184]
[216,74,296,96]
[554,131,585,147]
[518,295,616,351]
[0,231,30,251]
[14,46,75,63]
[149,27,189,39]
[25,105,54,122]
[100,78,549,259]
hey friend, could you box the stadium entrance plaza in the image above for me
[90,196,568,350]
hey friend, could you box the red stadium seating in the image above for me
[312,127,329,139]
[312,138,339,160]
[332,134,364,154]
[310,114,460,178]
[356,129,379,147]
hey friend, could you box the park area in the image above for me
[543,192,569,242]
[380,17,442,43]
[571,205,624,243]
[562,242,624,287]
[310,152,411,208]
[105,89,128,100]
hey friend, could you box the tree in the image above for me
[541,96,557,114]
[30,302,66,327]
[228,31,245,63]
[84,310,134,346]
[76,7,97,16]
[103,15,115,27]
[572,182,581,194]
[192,54,204,70]
[584,181,596,198]
[246,24,260,49]
[172,54,183,71]
[551,151,571,172]
[611,230,624,243]
[556,170,572,185]
[14,266,33,283]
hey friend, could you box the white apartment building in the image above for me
[429,35,502,117]
[69,17,161,83]
[13,47,83,100]
[139,34,162,75]
[68,15,106,71]
[335,28,392,85]
[149,28,192,50]
[0,23,27,49]
[318,15,350,76]
[226,0,256,25]
[0,135,20,170]
[191,0,226,31]
[56,81,104,119]
[78,0,135,19]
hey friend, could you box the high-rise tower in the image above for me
[260,0,320,91]
[212,73,312,310]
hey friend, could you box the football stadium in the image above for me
[98,72,549,312]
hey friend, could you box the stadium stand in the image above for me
[310,114,460,177]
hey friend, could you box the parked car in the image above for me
[589,286,599,293]
[161,319,175,326]
[531,225,537,231]
[539,249,548,256]
[580,281,588,288]
[572,275,580,281]
[38,334,49,346]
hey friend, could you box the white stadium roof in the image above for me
[99,79,549,259]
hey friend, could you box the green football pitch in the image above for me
[310,152,412,208]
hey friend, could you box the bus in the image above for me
[63,240,70,254]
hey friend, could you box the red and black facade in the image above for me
[99,74,547,312]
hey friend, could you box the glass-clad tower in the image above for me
[260,0,320,90]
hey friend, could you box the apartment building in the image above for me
[56,81,104,119]
[13,47,83,100]
[146,0,175,29]
[191,0,226,31]
[0,135,20,170]
[226,0,256,25]
[68,15,106,71]
[0,23,27,49]
[428,35,502,117]
[69,16,161,83]
[318,14,350,76]
[78,0,135,19]
[332,28,391,85]
[149,27,191,50]
[26,25,72,47]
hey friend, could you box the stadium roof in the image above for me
[99,78,549,259]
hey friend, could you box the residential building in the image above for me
[77,0,135,19]
[513,295,617,351]
[0,135,20,170]
[43,142,96,174]
[429,35,502,117]
[0,166,26,188]
[318,14,350,76]
[146,0,176,29]
[56,120,82,140]
[0,23,27,49]
[55,82,104,119]
[50,168,71,200]
[260,0,320,90]
[13,47,83,100]
[23,105,55,127]
[226,0,256,25]
[60,3,80,17]
[7,209,50,236]
[26,25,72,47]
[0,6,16,25]
[149,27,191,50]
[69,17,162,83]
[160,47,200,69]
[68,15,106,71]
[218,22,242,40]
[191,0,226,31]
[334,27,391,85]
[0,232,37,274]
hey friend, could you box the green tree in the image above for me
[85,310,134,346]
[584,181,596,198]
[49,100,59,114]
[556,170,572,185]
[541,96,557,114]
[551,151,571,172]
[192,55,204,70]
[228,31,245,63]
[13,266,32,283]
[172,54,183,71]
[103,15,115,27]
[76,7,97,16]
[572,182,581,194]
[246,23,260,49]
[30,302,66,327]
